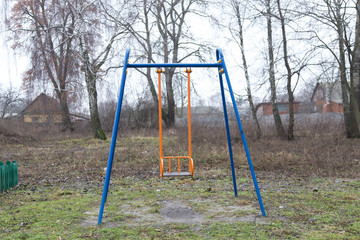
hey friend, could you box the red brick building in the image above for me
[311,82,343,113]
[256,102,300,116]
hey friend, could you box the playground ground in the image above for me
[0,128,359,239]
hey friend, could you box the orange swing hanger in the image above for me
[158,68,194,177]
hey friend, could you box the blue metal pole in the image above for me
[218,66,238,197]
[98,49,130,225]
[216,49,266,217]
[128,63,221,68]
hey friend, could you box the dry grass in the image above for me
[0,117,359,188]
[1,116,359,240]
[183,122,359,179]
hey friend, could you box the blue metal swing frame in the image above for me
[97,49,266,225]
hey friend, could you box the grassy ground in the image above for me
[0,129,359,239]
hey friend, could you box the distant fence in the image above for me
[0,161,18,193]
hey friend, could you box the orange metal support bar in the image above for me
[159,68,193,177]
[186,68,192,173]
[189,158,194,176]
[160,158,164,177]
[157,68,163,176]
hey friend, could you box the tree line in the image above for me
[2,0,360,139]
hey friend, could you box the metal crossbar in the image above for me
[128,63,221,68]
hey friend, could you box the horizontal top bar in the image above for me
[127,63,221,68]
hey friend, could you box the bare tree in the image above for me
[127,0,159,109]
[347,0,360,136]
[0,85,24,118]
[264,0,287,139]
[354,0,360,107]
[104,0,161,126]
[154,0,208,127]
[9,0,81,131]
[332,0,358,137]
[109,0,208,127]
[274,0,313,139]
[67,0,128,140]
[228,0,262,139]
[275,0,295,139]
[305,0,360,137]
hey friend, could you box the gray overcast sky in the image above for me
[0,1,27,90]
[0,1,298,106]
[0,6,251,105]
[0,35,28,89]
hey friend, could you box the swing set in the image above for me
[98,49,266,225]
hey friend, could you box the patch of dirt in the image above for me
[80,215,99,227]
[81,211,120,228]
[119,204,159,223]
[160,201,204,224]
[82,199,272,228]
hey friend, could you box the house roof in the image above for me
[21,93,61,114]
[311,82,343,104]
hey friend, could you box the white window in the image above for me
[278,104,287,112]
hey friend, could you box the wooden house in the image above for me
[256,102,300,116]
[311,82,343,113]
[20,93,62,123]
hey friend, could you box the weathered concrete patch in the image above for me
[160,201,204,224]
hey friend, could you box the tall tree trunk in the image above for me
[266,0,287,139]
[277,0,295,140]
[354,1,360,106]
[156,0,193,128]
[350,0,360,137]
[159,34,176,127]
[82,47,106,140]
[232,1,261,139]
[162,32,172,127]
[164,68,176,127]
[56,89,73,131]
[335,2,355,137]
[146,67,158,107]
[144,2,159,108]
[86,71,106,140]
